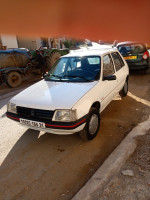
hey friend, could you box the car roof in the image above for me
[62,47,118,58]
[116,41,145,47]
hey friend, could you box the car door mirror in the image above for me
[103,75,116,81]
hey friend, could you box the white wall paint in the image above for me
[36,38,43,49]
[1,35,18,48]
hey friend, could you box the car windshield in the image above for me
[45,56,101,82]
[118,44,146,55]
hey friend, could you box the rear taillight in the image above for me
[143,51,149,59]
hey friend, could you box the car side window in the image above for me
[111,52,124,71]
[103,54,115,77]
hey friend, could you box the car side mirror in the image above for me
[103,75,116,81]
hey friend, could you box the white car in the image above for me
[7,48,129,140]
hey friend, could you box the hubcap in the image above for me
[89,114,99,135]
[11,75,19,83]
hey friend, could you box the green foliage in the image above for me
[63,40,75,49]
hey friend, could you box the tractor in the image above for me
[0,48,69,88]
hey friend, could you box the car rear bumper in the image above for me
[127,60,148,69]
[6,112,86,135]
[128,65,148,70]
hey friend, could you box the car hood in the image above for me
[10,80,97,110]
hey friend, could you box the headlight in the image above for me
[52,110,77,122]
[7,102,17,114]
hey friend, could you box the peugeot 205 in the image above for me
[6,48,129,140]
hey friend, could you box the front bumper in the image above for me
[6,112,87,135]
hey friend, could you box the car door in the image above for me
[111,52,127,92]
[100,53,118,111]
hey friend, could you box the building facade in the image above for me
[0,35,66,50]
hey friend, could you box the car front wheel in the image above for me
[79,108,100,141]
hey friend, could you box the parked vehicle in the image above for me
[116,41,150,73]
[0,48,31,87]
[31,48,69,70]
[6,48,129,140]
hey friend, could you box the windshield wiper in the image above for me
[61,75,91,82]
[45,74,92,82]
[45,74,62,80]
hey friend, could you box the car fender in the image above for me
[72,83,101,119]
[73,99,94,119]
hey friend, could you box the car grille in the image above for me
[17,106,54,123]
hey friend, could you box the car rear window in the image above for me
[118,44,146,54]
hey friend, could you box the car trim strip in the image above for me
[7,114,19,121]
[6,113,86,129]
[45,119,86,128]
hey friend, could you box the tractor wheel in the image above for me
[6,71,22,88]
[46,51,61,70]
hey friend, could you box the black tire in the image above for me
[119,79,128,97]
[0,75,3,86]
[45,56,51,70]
[145,67,150,74]
[45,51,61,70]
[145,68,150,74]
[79,108,100,141]
[6,71,22,88]
[145,61,150,74]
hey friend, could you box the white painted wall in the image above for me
[36,38,43,49]
[1,35,18,48]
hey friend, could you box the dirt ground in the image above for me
[0,74,42,96]
[95,131,150,200]
[0,71,150,200]
[91,70,150,200]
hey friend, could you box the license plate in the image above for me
[124,56,137,60]
[20,118,45,128]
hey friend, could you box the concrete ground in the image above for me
[0,71,150,200]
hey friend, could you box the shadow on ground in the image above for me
[129,70,150,102]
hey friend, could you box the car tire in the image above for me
[79,108,100,141]
[145,60,150,74]
[119,79,128,97]
[145,68,150,74]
